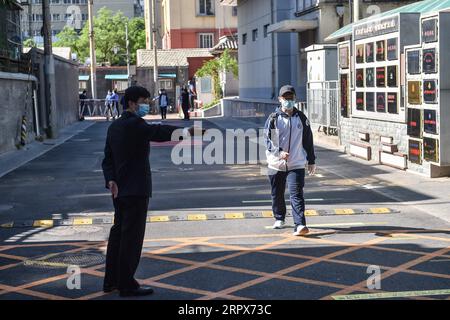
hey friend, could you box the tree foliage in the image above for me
[196,49,238,100]
[53,7,145,65]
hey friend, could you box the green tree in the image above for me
[128,17,146,65]
[51,8,146,66]
[54,26,82,55]
[196,49,238,100]
[23,38,37,48]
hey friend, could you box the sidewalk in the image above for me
[206,116,450,224]
[0,120,95,179]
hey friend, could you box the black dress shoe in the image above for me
[103,285,118,293]
[119,286,154,297]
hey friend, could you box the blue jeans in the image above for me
[269,168,306,227]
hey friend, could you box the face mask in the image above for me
[281,99,295,110]
[136,104,150,117]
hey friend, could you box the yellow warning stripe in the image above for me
[1,222,13,228]
[187,214,207,221]
[335,209,355,215]
[370,208,391,214]
[225,212,245,219]
[305,210,319,216]
[73,218,93,225]
[149,216,170,222]
[262,211,274,218]
[33,220,54,228]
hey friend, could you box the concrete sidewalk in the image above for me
[206,117,450,224]
[0,120,96,179]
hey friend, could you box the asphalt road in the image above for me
[0,118,449,300]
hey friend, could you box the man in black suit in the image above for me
[101,86,198,297]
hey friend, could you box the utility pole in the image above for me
[126,22,131,87]
[42,0,56,138]
[153,0,159,98]
[353,0,360,22]
[88,0,97,99]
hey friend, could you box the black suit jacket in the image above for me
[102,111,182,198]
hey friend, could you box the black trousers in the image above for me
[160,106,167,119]
[104,196,149,291]
[182,104,190,120]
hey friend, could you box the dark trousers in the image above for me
[269,169,306,227]
[160,106,167,119]
[189,96,196,110]
[104,196,149,291]
[182,104,190,120]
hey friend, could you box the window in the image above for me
[198,0,214,16]
[52,14,60,21]
[264,24,270,38]
[159,79,173,90]
[242,33,247,45]
[200,77,212,93]
[51,0,60,4]
[296,0,318,12]
[252,29,258,41]
[232,6,238,17]
[114,81,129,92]
[79,81,87,90]
[199,33,214,48]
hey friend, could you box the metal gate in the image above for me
[306,81,339,135]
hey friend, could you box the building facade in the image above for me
[159,0,237,49]
[224,0,418,102]
[20,0,141,46]
[331,0,450,177]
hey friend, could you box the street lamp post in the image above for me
[88,0,97,99]
[126,22,131,87]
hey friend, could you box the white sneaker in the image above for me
[293,225,309,236]
[272,220,286,229]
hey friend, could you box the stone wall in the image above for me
[0,73,37,154]
[340,117,433,176]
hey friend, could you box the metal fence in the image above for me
[79,99,118,118]
[306,81,339,135]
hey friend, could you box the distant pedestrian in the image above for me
[79,90,88,120]
[264,85,316,236]
[105,90,113,121]
[180,87,190,120]
[153,89,169,120]
[110,89,120,119]
[188,80,197,111]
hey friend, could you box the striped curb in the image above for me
[0,208,399,229]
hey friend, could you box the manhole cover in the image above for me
[23,252,105,269]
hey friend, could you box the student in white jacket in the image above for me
[264,85,316,236]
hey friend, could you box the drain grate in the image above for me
[23,252,105,269]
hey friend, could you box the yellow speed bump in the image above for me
[262,211,274,218]
[370,208,391,214]
[305,210,319,216]
[335,209,355,215]
[188,214,207,221]
[150,216,170,222]
[225,212,245,219]
[73,218,93,225]
[1,222,13,228]
[33,220,54,228]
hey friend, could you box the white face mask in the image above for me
[281,99,295,110]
